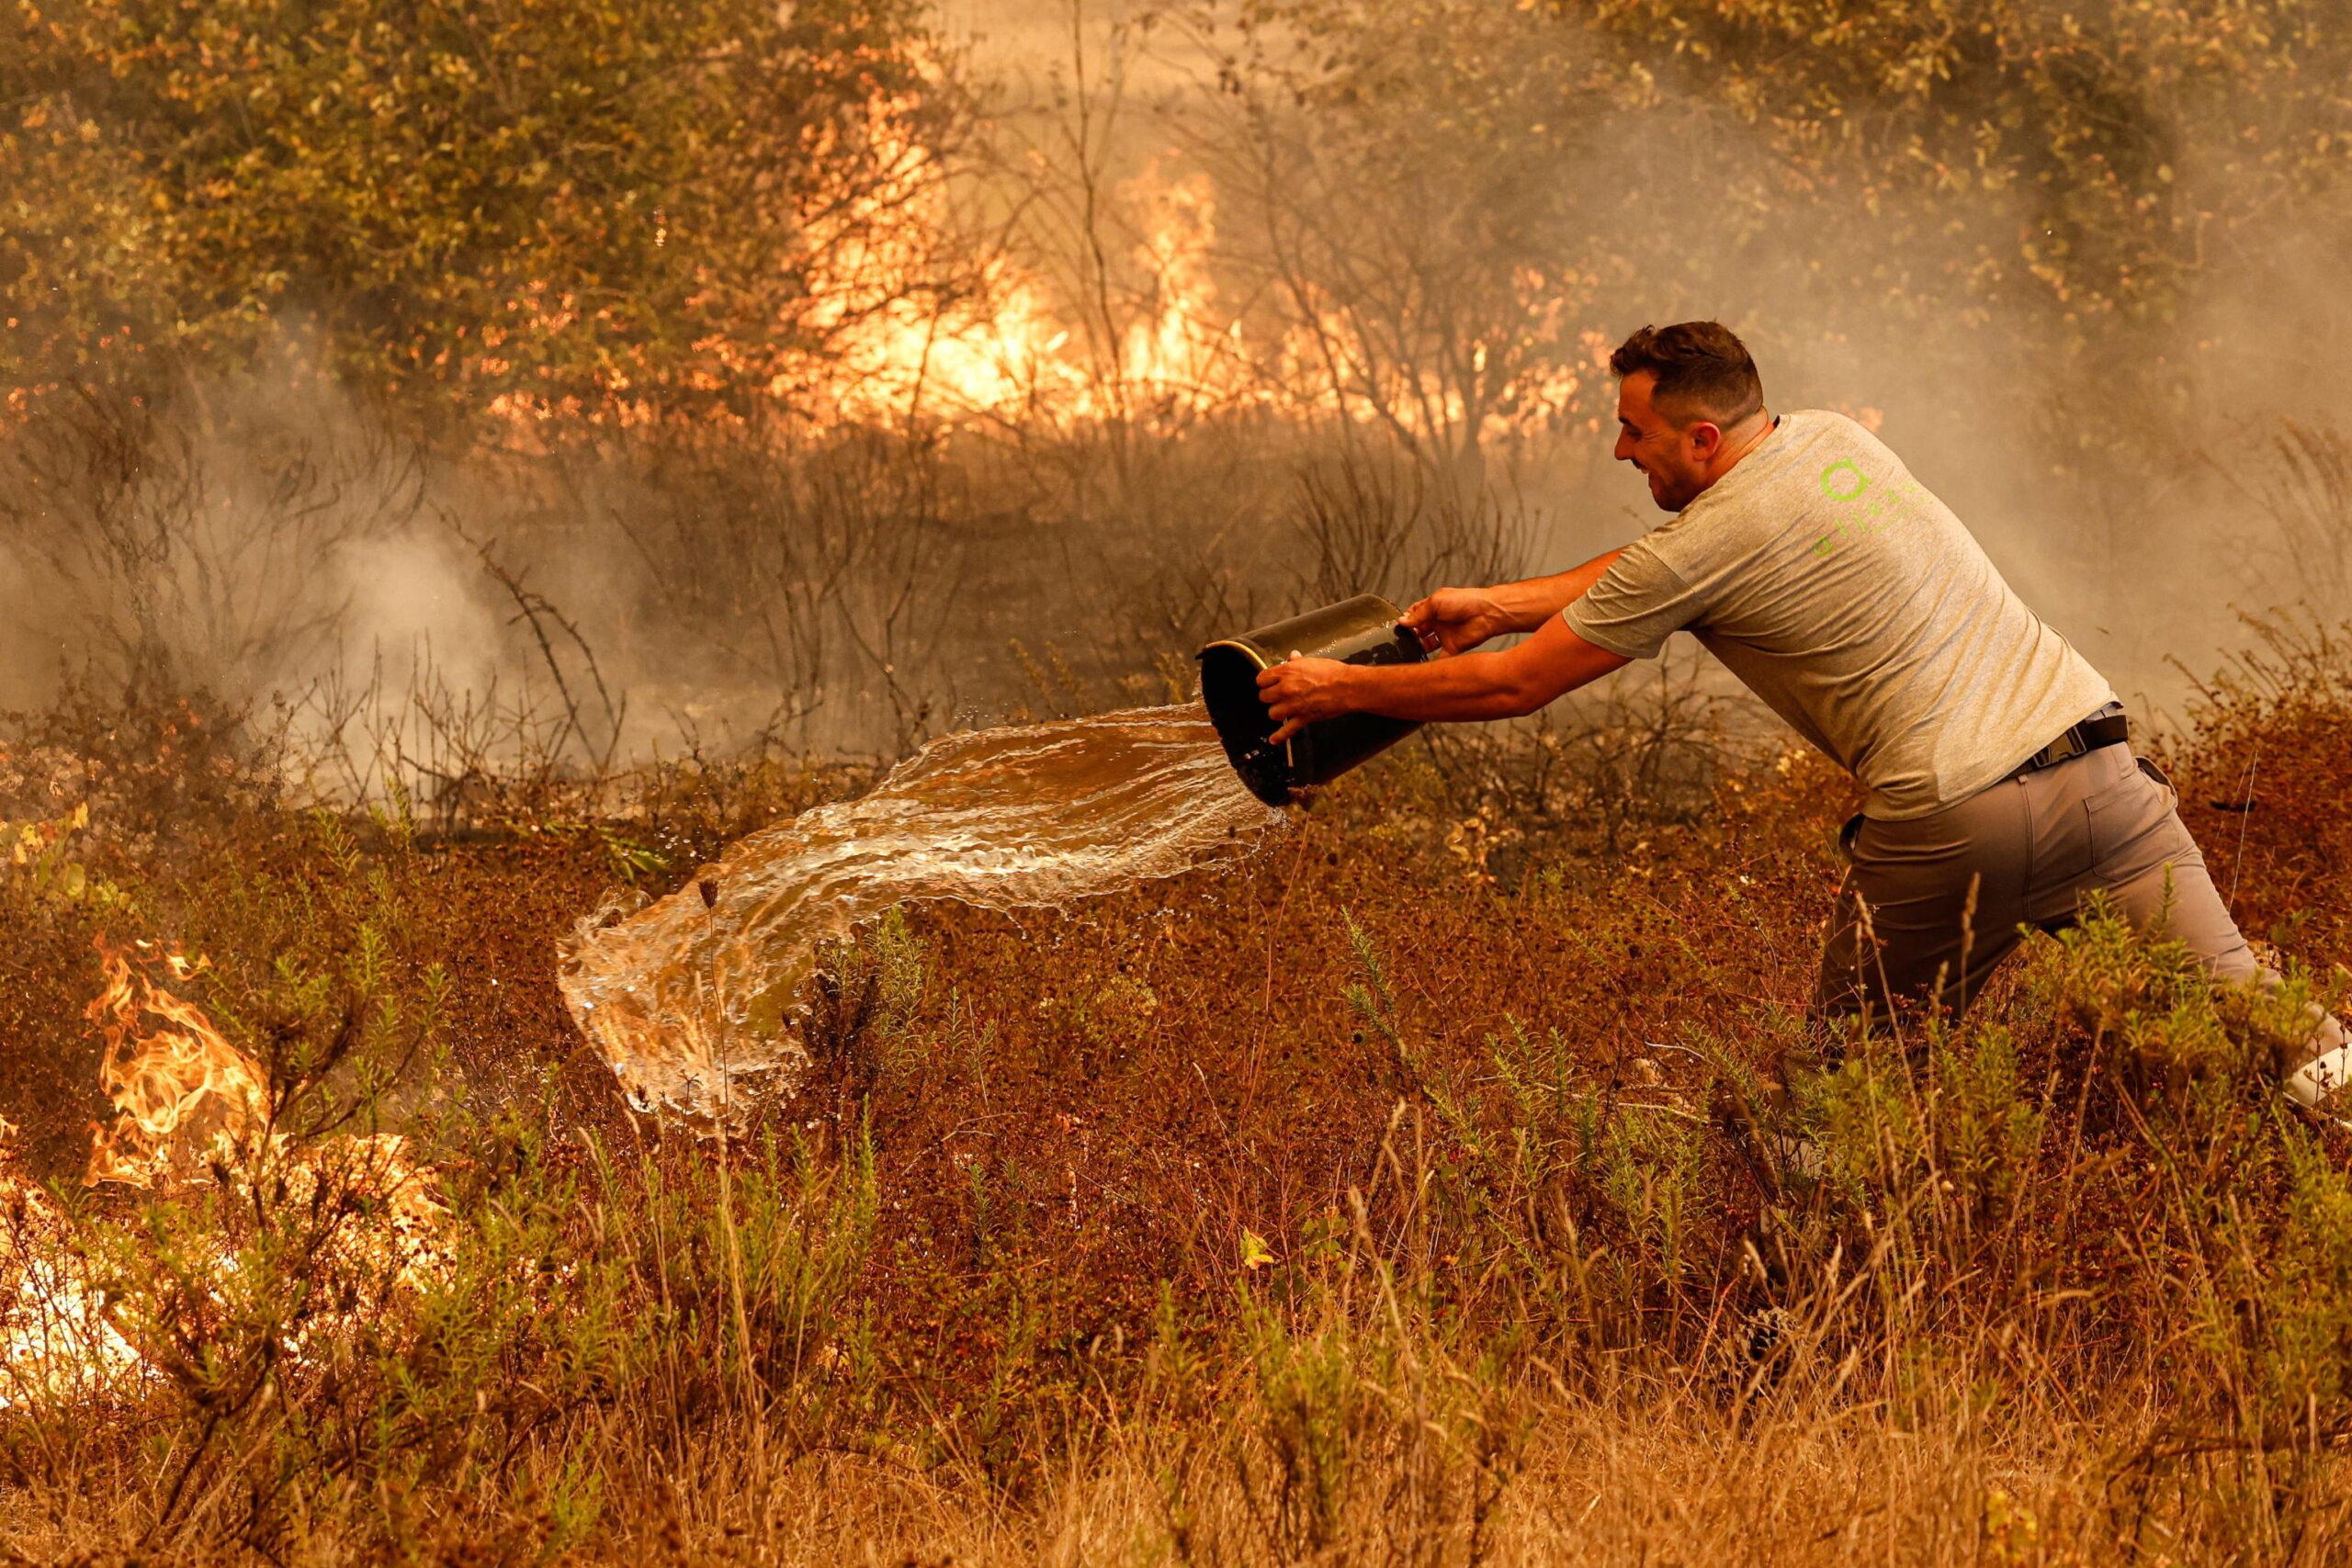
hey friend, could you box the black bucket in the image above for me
[1198,593,1428,807]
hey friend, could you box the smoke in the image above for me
[1449,5,2352,724]
[3,0,2346,785]
[324,530,505,718]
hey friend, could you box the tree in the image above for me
[1185,0,2351,488]
[3,0,967,431]
[1187,0,1634,488]
[1555,0,2352,339]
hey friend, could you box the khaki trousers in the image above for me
[1812,724,2348,1104]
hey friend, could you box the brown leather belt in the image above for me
[2007,707,2130,780]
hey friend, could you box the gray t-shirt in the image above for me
[1564,409,2114,819]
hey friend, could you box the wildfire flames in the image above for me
[784,158,1597,440]
[0,1117,140,1408]
[478,76,1598,444]
[4,42,1610,452]
[85,942,267,1188]
[0,937,447,1410]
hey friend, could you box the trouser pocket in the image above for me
[2087,752,2183,869]
[2132,752,2179,810]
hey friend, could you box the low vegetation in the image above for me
[1,614,2346,1563]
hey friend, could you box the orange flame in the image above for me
[0,933,454,1407]
[78,939,446,1290]
[84,938,270,1188]
[475,71,1600,446]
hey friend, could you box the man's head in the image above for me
[1610,321,1768,513]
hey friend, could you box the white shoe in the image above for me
[1768,1128,1826,1183]
[2286,1043,2352,1132]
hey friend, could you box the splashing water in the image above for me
[558,704,1281,1120]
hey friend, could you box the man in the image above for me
[1257,320,2348,1116]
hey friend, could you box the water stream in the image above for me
[557,703,1279,1119]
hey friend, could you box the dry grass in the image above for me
[2,619,2350,1564]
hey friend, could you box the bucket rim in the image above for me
[1196,637,1297,801]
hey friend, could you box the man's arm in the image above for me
[1398,548,1627,650]
[1487,549,1627,632]
[1261,615,1629,741]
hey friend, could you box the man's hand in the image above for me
[1256,653,1354,745]
[1398,587,1514,654]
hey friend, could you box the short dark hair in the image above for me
[1609,321,1763,427]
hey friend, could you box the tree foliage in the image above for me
[1555,0,2352,333]
[6,0,2347,444]
[1180,0,2352,479]
[4,0,960,426]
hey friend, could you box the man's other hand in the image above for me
[1398,588,1512,654]
[1257,653,1352,745]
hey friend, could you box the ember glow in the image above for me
[0,1118,141,1410]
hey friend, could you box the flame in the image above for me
[80,940,447,1281]
[0,931,450,1409]
[793,152,1600,443]
[0,1118,142,1410]
[233,1132,451,1303]
[799,162,1273,430]
[85,938,269,1188]
[476,75,1599,446]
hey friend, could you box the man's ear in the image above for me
[1686,420,1724,459]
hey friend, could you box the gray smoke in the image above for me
[3,0,2346,788]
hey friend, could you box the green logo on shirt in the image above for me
[1820,460,1871,502]
[1812,457,1927,558]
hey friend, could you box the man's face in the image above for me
[1613,372,1713,513]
